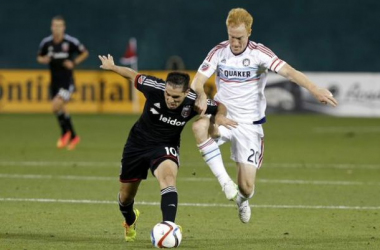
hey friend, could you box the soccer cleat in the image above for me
[123,208,140,242]
[222,180,238,201]
[237,200,251,223]
[56,131,71,149]
[67,136,80,150]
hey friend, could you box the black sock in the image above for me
[119,196,136,225]
[64,114,77,138]
[161,186,178,222]
[55,111,67,136]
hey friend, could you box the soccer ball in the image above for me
[150,221,182,248]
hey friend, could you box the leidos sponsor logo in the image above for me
[159,114,185,126]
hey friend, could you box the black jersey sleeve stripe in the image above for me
[64,34,81,46]
[38,35,53,49]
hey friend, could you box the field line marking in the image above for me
[1,173,379,186]
[313,126,380,133]
[1,161,380,169]
[1,197,380,210]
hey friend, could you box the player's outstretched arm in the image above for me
[191,72,210,115]
[98,54,138,80]
[278,63,338,107]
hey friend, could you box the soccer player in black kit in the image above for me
[37,16,89,150]
[98,54,237,242]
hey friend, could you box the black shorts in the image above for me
[50,78,75,100]
[120,142,180,183]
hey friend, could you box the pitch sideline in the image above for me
[1,197,380,210]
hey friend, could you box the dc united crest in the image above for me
[243,58,250,67]
[181,105,191,118]
[138,75,146,84]
[62,42,69,52]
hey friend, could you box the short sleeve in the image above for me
[204,99,218,115]
[38,39,48,56]
[197,42,228,78]
[71,39,86,54]
[134,74,165,98]
[256,43,286,73]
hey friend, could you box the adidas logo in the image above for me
[150,108,159,115]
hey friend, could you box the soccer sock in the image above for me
[236,191,254,205]
[161,186,178,222]
[118,194,136,225]
[197,138,231,187]
[55,111,68,136]
[64,113,77,138]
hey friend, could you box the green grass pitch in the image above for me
[0,113,379,249]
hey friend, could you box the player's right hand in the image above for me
[215,115,238,130]
[98,54,115,70]
[194,93,208,115]
[39,56,51,64]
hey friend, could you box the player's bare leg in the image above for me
[192,116,238,201]
[119,181,141,241]
[52,96,71,148]
[154,160,179,222]
[52,94,80,149]
[235,162,257,223]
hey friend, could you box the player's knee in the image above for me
[192,117,210,136]
[52,101,63,113]
[118,191,134,205]
[159,174,176,187]
[192,117,210,133]
[239,183,255,198]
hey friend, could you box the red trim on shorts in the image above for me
[258,138,265,169]
[152,155,178,167]
[119,178,141,183]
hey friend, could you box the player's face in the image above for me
[51,20,66,37]
[227,23,250,55]
[164,84,189,110]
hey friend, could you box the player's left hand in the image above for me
[98,54,115,70]
[313,88,338,107]
[63,60,75,69]
[215,115,238,129]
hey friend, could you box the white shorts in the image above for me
[217,124,265,168]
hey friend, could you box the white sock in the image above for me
[197,137,231,187]
[236,191,255,205]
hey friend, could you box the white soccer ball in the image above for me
[150,221,182,248]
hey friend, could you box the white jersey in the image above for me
[198,40,286,124]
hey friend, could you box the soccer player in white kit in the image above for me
[191,8,338,223]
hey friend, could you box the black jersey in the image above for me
[38,34,86,85]
[127,74,218,147]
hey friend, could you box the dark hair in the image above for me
[52,15,65,23]
[166,72,190,92]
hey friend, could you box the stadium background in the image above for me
[1,0,380,115]
[0,0,379,71]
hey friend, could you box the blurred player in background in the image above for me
[191,8,338,223]
[37,15,89,150]
[98,54,236,242]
